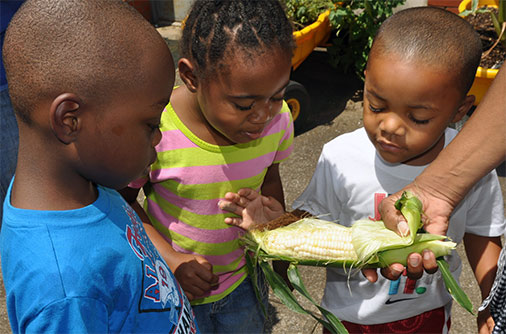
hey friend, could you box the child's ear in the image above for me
[49,93,82,144]
[178,58,198,93]
[452,95,475,123]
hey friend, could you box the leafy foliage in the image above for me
[327,0,405,78]
[281,0,334,29]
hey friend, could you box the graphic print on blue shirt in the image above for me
[370,193,427,303]
[123,205,197,333]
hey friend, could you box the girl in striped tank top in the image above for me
[121,1,295,332]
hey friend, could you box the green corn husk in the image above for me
[243,192,474,334]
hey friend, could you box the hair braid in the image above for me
[181,0,294,78]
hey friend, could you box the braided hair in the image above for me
[180,0,294,78]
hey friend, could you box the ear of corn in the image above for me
[245,216,455,268]
[247,219,358,266]
[244,192,454,268]
[243,191,474,332]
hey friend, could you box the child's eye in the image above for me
[234,102,255,111]
[368,104,383,113]
[409,115,430,125]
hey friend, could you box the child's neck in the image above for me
[11,136,98,211]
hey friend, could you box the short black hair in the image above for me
[3,0,166,125]
[180,0,295,78]
[369,6,482,96]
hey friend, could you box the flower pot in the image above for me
[459,0,500,105]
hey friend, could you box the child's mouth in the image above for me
[378,140,402,153]
[245,131,263,140]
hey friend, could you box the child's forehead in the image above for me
[369,50,451,77]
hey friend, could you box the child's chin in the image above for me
[378,151,405,165]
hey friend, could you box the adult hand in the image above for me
[218,188,285,230]
[364,182,455,282]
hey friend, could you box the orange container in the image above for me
[458,0,500,105]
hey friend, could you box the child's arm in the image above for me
[119,187,218,301]
[463,233,502,333]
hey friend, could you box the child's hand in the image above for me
[171,253,219,301]
[478,308,494,333]
[218,188,285,230]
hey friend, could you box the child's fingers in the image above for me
[421,249,438,274]
[361,268,378,283]
[379,263,404,281]
[184,291,195,301]
[262,196,284,211]
[406,253,423,280]
[224,192,240,201]
[218,200,243,216]
[195,259,219,285]
[224,217,243,226]
[237,188,260,201]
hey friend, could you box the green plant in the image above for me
[327,0,405,78]
[281,0,334,29]
[460,0,506,56]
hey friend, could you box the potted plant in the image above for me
[459,0,504,104]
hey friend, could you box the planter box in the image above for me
[459,0,500,105]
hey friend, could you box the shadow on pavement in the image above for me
[290,49,363,136]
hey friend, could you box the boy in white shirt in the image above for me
[219,6,505,333]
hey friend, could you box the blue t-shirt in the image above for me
[1,182,199,333]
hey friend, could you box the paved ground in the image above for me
[0,30,504,334]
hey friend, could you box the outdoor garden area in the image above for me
[0,0,504,333]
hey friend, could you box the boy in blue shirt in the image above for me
[0,0,198,332]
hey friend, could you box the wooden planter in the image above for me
[459,0,500,105]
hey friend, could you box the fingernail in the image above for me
[398,221,409,237]
[391,266,402,276]
[409,256,420,267]
[423,250,431,261]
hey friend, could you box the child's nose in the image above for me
[379,113,405,137]
[250,101,274,124]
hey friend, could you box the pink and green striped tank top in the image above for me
[142,101,293,305]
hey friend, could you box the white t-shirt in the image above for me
[293,127,505,325]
